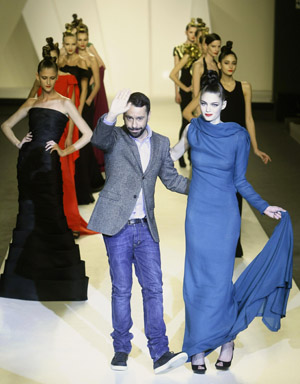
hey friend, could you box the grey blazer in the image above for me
[88,115,190,242]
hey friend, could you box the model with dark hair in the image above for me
[218,41,272,257]
[0,58,92,301]
[180,32,221,122]
[181,71,292,374]
[218,41,271,164]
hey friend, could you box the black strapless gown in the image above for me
[0,108,88,301]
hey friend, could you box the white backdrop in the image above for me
[1,0,274,101]
[22,0,210,99]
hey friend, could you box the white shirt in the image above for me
[129,126,152,219]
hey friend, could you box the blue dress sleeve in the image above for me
[233,130,269,214]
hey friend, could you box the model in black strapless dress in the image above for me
[0,108,88,301]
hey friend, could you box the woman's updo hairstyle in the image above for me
[77,23,89,35]
[42,37,60,62]
[37,58,58,74]
[205,33,221,46]
[218,40,237,63]
[70,13,83,29]
[63,24,76,39]
[200,70,225,101]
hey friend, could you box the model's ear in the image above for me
[217,62,222,70]
[35,72,40,82]
[221,100,227,110]
[147,111,151,122]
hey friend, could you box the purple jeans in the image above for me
[103,221,169,361]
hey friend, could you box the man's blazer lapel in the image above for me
[144,133,157,176]
[122,128,143,173]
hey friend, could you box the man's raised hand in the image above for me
[106,89,132,122]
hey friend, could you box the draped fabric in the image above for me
[182,116,293,359]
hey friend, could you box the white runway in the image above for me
[0,101,299,384]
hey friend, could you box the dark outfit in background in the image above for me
[221,81,246,257]
[60,65,104,205]
[173,44,198,166]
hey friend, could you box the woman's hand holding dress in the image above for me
[264,206,286,220]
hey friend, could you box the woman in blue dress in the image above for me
[179,71,292,374]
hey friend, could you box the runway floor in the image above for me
[0,101,299,384]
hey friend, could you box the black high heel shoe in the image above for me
[191,362,207,374]
[215,343,234,371]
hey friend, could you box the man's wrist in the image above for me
[106,112,118,123]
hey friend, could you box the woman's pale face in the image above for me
[219,54,237,76]
[186,26,197,43]
[200,91,226,124]
[63,35,77,55]
[37,67,57,92]
[77,32,89,51]
[206,40,221,58]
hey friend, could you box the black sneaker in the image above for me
[153,351,188,374]
[111,352,128,371]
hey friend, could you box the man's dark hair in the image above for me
[128,92,151,114]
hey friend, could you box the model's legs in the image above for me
[132,221,169,362]
[103,225,134,354]
[178,90,192,167]
[215,340,234,370]
[191,352,206,374]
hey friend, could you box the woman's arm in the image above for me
[64,87,76,148]
[242,81,271,164]
[28,79,40,98]
[77,58,88,115]
[46,98,92,156]
[192,59,203,98]
[183,95,201,122]
[169,54,192,93]
[1,99,34,148]
[78,77,88,115]
[170,124,190,161]
[88,44,106,68]
[85,56,100,106]
[173,53,181,104]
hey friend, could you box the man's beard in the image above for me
[125,124,147,138]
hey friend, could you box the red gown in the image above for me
[38,74,97,235]
[93,66,108,172]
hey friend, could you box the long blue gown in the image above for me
[182,116,293,359]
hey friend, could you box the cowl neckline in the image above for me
[191,115,245,138]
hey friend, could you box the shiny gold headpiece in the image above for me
[188,17,207,30]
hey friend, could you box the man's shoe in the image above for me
[111,352,128,371]
[154,351,188,374]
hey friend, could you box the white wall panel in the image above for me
[22,0,62,60]
[150,0,210,98]
[95,0,150,95]
[208,0,274,98]
[1,0,274,101]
